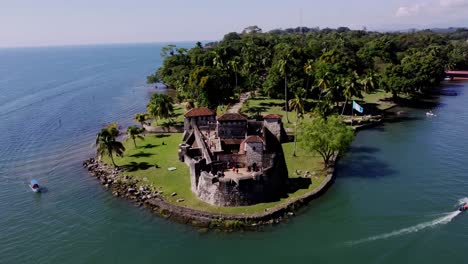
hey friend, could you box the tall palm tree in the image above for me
[341,72,362,116]
[304,59,314,93]
[147,93,174,125]
[278,58,291,123]
[134,113,149,128]
[127,125,144,148]
[96,124,125,167]
[228,56,241,97]
[360,71,379,94]
[289,89,306,157]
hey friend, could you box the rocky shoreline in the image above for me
[83,157,337,231]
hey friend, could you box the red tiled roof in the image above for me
[243,135,264,144]
[184,107,216,117]
[263,114,283,119]
[217,113,248,121]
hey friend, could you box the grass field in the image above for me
[103,133,327,215]
[240,96,314,129]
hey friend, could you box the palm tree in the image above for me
[95,124,125,167]
[278,58,291,123]
[147,93,174,124]
[127,125,144,148]
[289,89,306,157]
[304,59,314,93]
[360,71,379,94]
[228,56,241,97]
[134,113,149,128]
[341,72,362,116]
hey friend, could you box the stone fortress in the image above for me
[178,107,289,206]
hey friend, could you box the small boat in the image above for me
[426,111,436,117]
[29,180,41,193]
[459,203,468,212]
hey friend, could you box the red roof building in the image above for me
[217,113,248,121]
[263,114,283,119]
[184,107,216,118]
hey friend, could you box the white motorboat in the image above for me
[30,180,41,193]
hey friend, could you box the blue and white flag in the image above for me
[352,101,364,113]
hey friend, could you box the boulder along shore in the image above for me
[83,157,337,231]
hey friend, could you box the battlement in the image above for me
[178,108,288,206]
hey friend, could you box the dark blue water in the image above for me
[1,45,467,263]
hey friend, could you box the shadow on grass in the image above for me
[123,162,153,172]
[259,101,283,108]
[142,143,158,149]
[129,152,154,158]
[154,134,170,138]
[286,177,312,193]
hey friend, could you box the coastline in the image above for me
[83,84,456,230]
[83,154,338,230]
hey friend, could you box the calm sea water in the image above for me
[1,44,467,264]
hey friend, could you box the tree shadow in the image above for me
[123,162,153,172]
[129,152,154,158]
[155,134,170,138]
[336,154,397,178]
[259,101,283,108]
[142,143,158,149]
[245,105,268,114]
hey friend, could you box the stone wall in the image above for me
[217,121,247,138]
[245,142,263,167]
[263,119,286,143]
[184,116,216,131]
[188,151,287,206]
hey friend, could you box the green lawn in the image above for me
[357,90,395,110]
[240,96,314,129]
[103,133,327,215]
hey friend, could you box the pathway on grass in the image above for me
[227,92,250,113]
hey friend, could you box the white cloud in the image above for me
[440,0,468,8]
[396,0,468,17]
[396,4,428,17]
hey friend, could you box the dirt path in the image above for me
[227,92,250,113]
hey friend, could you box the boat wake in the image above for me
[347,198,467,246]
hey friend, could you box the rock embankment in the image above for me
[83,157,337,231]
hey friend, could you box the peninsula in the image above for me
[85,26,468,229]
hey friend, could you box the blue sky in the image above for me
[1,0,467,47]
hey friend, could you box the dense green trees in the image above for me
[149,26,468,116]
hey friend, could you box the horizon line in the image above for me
[0,40,215,50]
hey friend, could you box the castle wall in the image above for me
[184,116,216,131]
[180,112,288,207]
[217,153,247,167]
[245,142,263,167]
[263,119,284,142]
[190,152,288,206]
[217,121,247,138]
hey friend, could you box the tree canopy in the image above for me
[148,26,468,114]
[300,116,354,167]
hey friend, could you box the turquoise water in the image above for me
[1,44,468,263]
